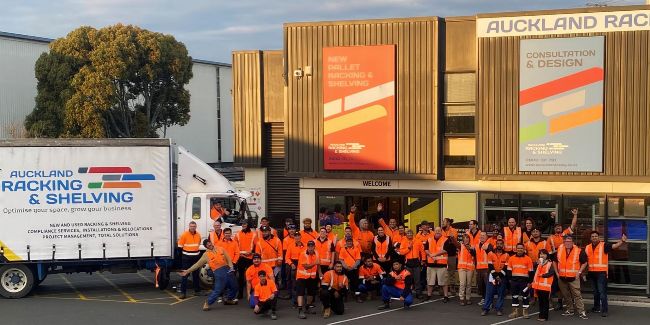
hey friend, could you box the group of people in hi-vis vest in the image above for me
[176,205,627,321]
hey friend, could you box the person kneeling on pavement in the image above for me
[320,261,350,318]
[179,239,238,311]
[378,260,414,310]
[253,270,278,320]
[357,256,385,302]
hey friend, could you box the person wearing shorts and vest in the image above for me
[424,227,456,303]
[296,241,320,319]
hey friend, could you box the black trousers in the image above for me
[237,257,253,298]
[256,297,278,313]
[538,289,550,320]
[320,290,345,315]
[180,254,201,294]
[345,269,359,293]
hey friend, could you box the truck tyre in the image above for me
[157,268,170,290]
[0,264,34,298]
[199,265,214,289]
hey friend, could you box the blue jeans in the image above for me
[381,285,413,307]
[207,266,238,305]
[483,279,506,312]
[590,272,608,313]
[358,281,380,294]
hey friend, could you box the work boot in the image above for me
[497,310,503,316]
[307,305,317,314]
[478,298,485,306]
[223,299,238,305]
[460,300,466,306]
[202,301,211,311]
[509,307,520,319]
[179,293,187,299]
[323,308,331,319]
[271,312,278,320]
[523,308,530,319]
[378,302,390,310]
[481,310,488,316]
[298,309,306,319]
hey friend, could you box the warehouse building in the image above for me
[232,5,650,295]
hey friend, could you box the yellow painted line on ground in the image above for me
[136,272,182,302]
[34,295,169,305]
[170,295,197,305]
[59,274,87,300]
[98,273,138,303]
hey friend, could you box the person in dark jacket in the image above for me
[378,260,414,310]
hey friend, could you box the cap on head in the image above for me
[253,253,262,259]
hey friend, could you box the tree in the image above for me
[25,24,193,138]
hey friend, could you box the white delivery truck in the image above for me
[0,139,257,298]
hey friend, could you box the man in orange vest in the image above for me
[252,270,278,320]
[282,217,295,239]
[398,229,425,299]
[257,217,279,238]
[210,201,229,221]
[255,225,283,280]
[208,220,224,246]
[466,220,482,248]
[348,205,375,258]
[442,218,460,294]
[546,208,579,255]
[526,228,547,263]
[320,261,349,318]
[217,228,240,266]
[482,238,509,316]
[338,236,362,298]
[475,232,491,307]
[179,239,237,310]
[506,243,534,319]
[424,227,456,302]
[235,219,257,299]
[502,217,522,255]
[177,221,203,299]
[357,256,386,302]
[285,231,305,304]
[281,224,298,294]
[552,235,588,319]
[585,231,626,317]
[315,227,336,274]
[245,254,274,308]
[378,260,414,310]
[300,218,319,242]
[296,240,320,319]
[379,216,400,242]
[372,226,394,272]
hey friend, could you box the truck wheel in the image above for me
[0,264,34,298]
[157,269,170,290]
[199,265,213,289]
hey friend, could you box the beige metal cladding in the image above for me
[263,51,285,123]
[477,31,650,180]
[284,17,440,178]
[233,50,263,167]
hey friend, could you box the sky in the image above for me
[0,0,643,63]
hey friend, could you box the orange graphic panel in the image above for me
[323,45,396,171]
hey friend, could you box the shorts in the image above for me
[427,267,448,286]
[295,278,318,296]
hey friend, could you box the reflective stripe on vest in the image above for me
[389,269,410,290]
[297,251,319,279]
[504,227,521,251]
[427,237,448,264]
[316,238,333,264]
[557,245,581,277]
[374,236,390,259]
[458,245,475,270]
[586,242,608,272]
[476,244,489,270]
[532,262,554,291]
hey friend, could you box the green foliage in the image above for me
[25,24,193,138]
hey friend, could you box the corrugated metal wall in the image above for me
[265,123,300,221]
[263,51,285,123]
[284,18,440,178]
[232,51,263,167]
[0,37,48,138]
[477,31,650,180]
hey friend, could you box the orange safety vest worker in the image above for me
[285,242,306,266]
[526,238,547,262]
[348,213,375,254]
[209,230,224,245]
[210,206,227,221]
[254,280,278,302]
[326,231,338,245]
[476,242,490,270]
[389,269,411,290]
[335,238,360,253]
[256,227,279,239]
[415,231,434,245]
[503,227,522,253]
[217,238,240,264]
[425,236,448,265]
[301,229,319,242]
[338,245,361,268]
[546,228,573,253]
[322,270,349,290]
[379,219,400,241]
[373,236,392,261]
[358,262,385,280]
[532,262,554,292]
[235,229,257,260]
[457,245,475,270]
[488,251,510,273]
[283,234,296,253]
[398,237,425,261]
[585,242,609,273]
[442,226,458,241]
[255,236,283,268]
[296,251,320,279]
[177,230,202,256]
[246,263,275,288]
[206,247,228,270]
[507,254,534,277]
[315,238,335,266]
[466,230,482,248]
[556,244,581,278]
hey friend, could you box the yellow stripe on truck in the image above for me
[0,240,23,261]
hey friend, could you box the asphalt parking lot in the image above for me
[1,271,649,325]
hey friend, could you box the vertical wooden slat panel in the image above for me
[232,51,263,167]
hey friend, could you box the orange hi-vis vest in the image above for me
[217,238,240,264]
[326,232,338,244]
[547,228,573,253]
[476,242,490,270]
[466,230,482,248]
[379,219,401,242]
[399,238,424,261]
[532,262,554,291]
[359,262,384,280]
[426,237,448,265]
[301,229,318,242]
[256,236,282,267]
[488,251,509,273]
[389,269,411,290]
[209,230,224,245]
[348,213,375,253]
[374,236,391,260]
[585,242,609,273]
[254,281,277,302]
[178,230,201,255]
[508,254,533,277]
[296,251,320,279]
[206,248,228,271]
[526,239,547,262]
[458,245,475,270]
[338,245,361,268]
[285,242,306,265]
[322,270,348,290]
[504,227,522,252]
[557,245,581,278]
[415,231,434,245]
[315,238,334,266]
[235,230,256,259]
[442,226,458,241]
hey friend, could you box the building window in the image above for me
[444,105,475,134]
[443,72,476,168]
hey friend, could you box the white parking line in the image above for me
[326,296,450,325]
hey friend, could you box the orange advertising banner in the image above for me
[323,45,396,171]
